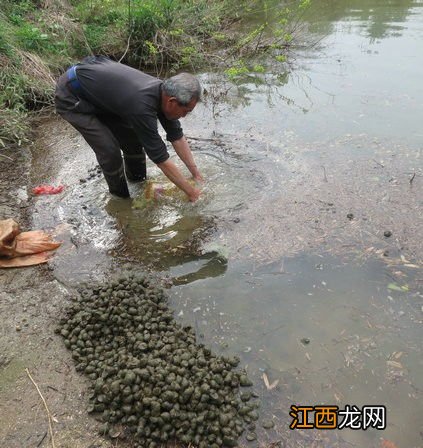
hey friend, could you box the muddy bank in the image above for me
[0,144,113,448]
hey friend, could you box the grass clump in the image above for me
[0,1,83,146]
[0,106,30,148]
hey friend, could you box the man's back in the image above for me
[75,57,162,117]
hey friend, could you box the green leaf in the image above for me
[387,283,408,292]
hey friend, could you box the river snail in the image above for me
[58,271,259,447]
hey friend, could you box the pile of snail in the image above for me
[58,272,260,447]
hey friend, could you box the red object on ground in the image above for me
[32,185,65,195]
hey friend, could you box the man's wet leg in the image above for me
[124,151,147,182]
[102,165,130,198]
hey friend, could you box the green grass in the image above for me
[0,107,30,148]
[0,0,309,147]
[0,2,78,146]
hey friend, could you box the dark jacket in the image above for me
[73,56,183,164]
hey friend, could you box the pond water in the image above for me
[30,1,422,447]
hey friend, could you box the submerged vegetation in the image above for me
[0,0,311,147]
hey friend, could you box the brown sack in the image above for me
[0,219,61,268]
[14,230,61,256]
[0,252,53,268]
[0,218,20,257]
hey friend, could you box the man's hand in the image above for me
[188,187,201,202]
[157,159,201,202]
[192,170,204,183]
[171,137,204,181]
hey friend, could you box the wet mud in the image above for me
[0,144,114,448]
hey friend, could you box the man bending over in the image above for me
[55,55,203,201]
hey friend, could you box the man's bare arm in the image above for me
[171,136,204,181]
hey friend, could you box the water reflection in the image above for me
[303,0,419,39]
[171,254,228,286]
[199,71,307,119]
[104,196,228,284]
[199,0,420,125]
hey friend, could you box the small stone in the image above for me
[108,428,121,439]
[384,230,392,238]
[246,432,257,441]
[300,337,310,345]
[15,325,22,332]
[123,371,136,385]
[262,419,275,429]
[239,375,253,387]
[347,213,354,220]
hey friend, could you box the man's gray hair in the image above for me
[162,73,201,105]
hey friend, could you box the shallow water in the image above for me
[29,1,422,447]
[170,255,422,447]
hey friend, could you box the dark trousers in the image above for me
[54,73,146,197]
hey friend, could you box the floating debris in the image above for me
[380,439,398,448]
[262,373,279,390]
